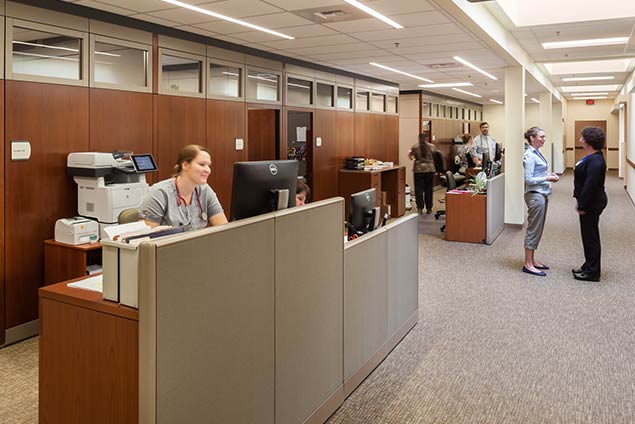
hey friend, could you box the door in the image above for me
[286,110,313,187]
[247,108,279,162]
[574,120,607,163]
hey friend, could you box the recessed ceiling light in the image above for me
[452,88,482,98]
[573,96,608,100]
[343,0,403,29]
[560,84,620,92]
[542,37,629,49]
[160,0,294,40]
[530,97,540,103]
[562,76,615,82]
[418,82,473,88]
[489,99,503,104]
[453,56,498,80]
[570,92,609,96]
[370,62,433,83]
[544,58,634,75]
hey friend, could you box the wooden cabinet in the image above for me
[44,240,102,285]
[445,192,486,243]
[338,166,406,219]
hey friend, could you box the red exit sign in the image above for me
[586,99,595,105]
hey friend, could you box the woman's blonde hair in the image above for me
[174,144,209,175]
[524,127,544,145]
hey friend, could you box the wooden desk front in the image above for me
[445,191,486,244]
[39,279,138,424]
[44,239,101,285]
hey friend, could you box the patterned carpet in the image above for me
[1,171,633,424]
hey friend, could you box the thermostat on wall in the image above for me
[11,140,31,161]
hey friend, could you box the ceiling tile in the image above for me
[365,0,436,15]
[323,18,389,33]
[128,12,181,27]
[350,23,465,42]
[75,0,138,15]
[390,10,452,27]
[196,0,283,18]
[262,33,360,49]
[286,42,379,56]
[243,12,314,28]
[259,0,342,11]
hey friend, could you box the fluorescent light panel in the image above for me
[452,88,481,98]
[542,37,629,49]
[418,82,472,88]
[370,62,433,83]
[562,76,614,82]
[160,0,294,40]
[530,97,540,103]
[489,99,503,104]
[570,92,609,96]
[574,96,608,100]
[544,58,633,75]
[453,56,498,80]
[343,0,403,29]
[560,84,620,92]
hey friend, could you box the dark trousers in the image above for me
[414,172,434,212]
[579,211,602,277]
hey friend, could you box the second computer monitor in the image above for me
[349,188,379,235]
[230,160,299,221]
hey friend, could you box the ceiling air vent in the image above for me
[427,62,462,70]
[294,5,368,24]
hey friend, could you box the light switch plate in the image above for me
[11,140,31,161]
[235,138,244,150]
[316,137,322,147]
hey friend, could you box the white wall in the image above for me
[398,94,419,191]
[564,99,619,169]
[627,94,635,204]
[482,104,505,144]
[524,103,540,128]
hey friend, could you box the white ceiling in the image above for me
[63,0,635,104]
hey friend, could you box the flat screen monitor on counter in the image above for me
[230,160,299,221]
[348,188,381,237]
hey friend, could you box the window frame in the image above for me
[89,34,152,93]
[157,47,205,98]
[284,73,314,108]
[315,80,335,110]
[335,84,354,111]
[206,57,245,102]
[245,65,282,105]
[6,18,88,87]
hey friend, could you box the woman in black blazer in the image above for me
[573,126,608,282]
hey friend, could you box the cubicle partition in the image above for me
[39,197,418,423]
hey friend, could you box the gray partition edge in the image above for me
[486,173,506,244]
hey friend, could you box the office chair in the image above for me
[437,171,457,232]
[118,208,140,224]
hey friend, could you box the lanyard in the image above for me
[174,177,207,222]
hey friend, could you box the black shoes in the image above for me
[572,269,600,282]
[426,209,432,214]
[534,264,550,270]
[522,266,546,277]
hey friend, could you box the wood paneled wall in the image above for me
[247,109,277,162]
[5,81,89,328]
[156,95,206,181]
[1,81,399,333]
[207,99,247,210]
[0,82,4,344]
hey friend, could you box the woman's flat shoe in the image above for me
[534,264,550,270]
[522,266,546,276]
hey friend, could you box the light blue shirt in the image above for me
[523,146,551,195]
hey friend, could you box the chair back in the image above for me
[118,207,140,224]
[432,150,446,174]
[445,171,457,191]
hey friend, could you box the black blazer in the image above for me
[573,151,607,213]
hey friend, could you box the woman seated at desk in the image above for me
[139,144,228,230]
[457,133,480,174]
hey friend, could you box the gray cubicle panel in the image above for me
[139,215,276,424]
[343,213,418,397]
[486,173,505,244]
[274,198,345,424]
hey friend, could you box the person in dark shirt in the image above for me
[572,126,608,282]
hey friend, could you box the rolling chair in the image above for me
[437,171,457,232]
[118,208,140,224]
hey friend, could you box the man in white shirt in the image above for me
[473,122,496,163]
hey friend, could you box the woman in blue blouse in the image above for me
[522,127,560,276]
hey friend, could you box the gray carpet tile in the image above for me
[1,172,634,424]
[327,171,635,424]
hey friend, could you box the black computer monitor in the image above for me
[494,143,503,162]
[348,188,380,236]
[481,152,491,175]
[230,160,299,221]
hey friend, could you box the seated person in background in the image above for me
[457,133,480,174]
[139,144,228,231]
[296,180,311,206]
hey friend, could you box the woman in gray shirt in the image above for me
[139,145,228,231]
[522,127,559,276]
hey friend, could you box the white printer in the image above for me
[55,217,99,245]
[67,152,157,238]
